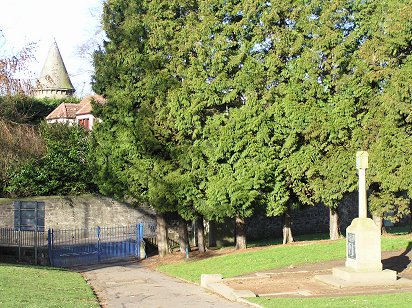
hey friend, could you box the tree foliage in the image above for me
[0,94,81,197]
[0,30,36,95]
[0,32,50,196]
[360,0,412,223]
[92,0,412,246]
[6,123,95,197]
[0,95,68,124]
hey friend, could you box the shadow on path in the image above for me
[72,258,141,273]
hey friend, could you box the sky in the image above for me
[0,0,104,96]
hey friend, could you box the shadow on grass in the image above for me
[248,232,330,248]
[0,257,143,274]
[0,261,71,272]
[382,242,412,273]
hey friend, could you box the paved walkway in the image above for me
[78,261,249,308]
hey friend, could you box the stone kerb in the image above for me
[200,274,256,303]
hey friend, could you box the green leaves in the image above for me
[92,0,412,227]
[6,124,95,197]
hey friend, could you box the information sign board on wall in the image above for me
[13,201,45,231]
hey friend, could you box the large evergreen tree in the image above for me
[93,0,200,256]
[358,0,412,230]
[92,0,412,253]
[274,0,369,239]
[166,0,292,247]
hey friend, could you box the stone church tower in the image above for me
[34,40,75,98]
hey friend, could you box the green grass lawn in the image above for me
[248,293,412,308]
[157,234,412,283]
[0,263,99,308]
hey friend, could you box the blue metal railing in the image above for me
[49,224,147,267]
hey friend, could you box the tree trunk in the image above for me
[329,207,341,240]
[235,215,247,249]
[282,208,294,244]
[372,214,387,234]
[196,215,206,253]
[156,213,169,257]
[208,220,217,247]
[410,202,412,233]
[193,220,198,247]
[178,216,190,254]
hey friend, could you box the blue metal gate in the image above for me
[49,224,144,267]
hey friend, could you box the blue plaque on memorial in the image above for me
[347,232,356,259]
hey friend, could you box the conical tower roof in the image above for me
[37,41,75,92]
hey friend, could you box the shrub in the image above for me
[6,123,96,197]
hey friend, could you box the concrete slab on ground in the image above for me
[315,272,412,288]
[223,249,412,298]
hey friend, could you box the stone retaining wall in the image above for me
[1,192,408,245]
[0,194,155,230]
[245,204,326,241]
[246,194,359,240]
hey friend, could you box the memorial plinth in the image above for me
[315,151,400,287]
[327,216,398,286]
[345,217,382,272]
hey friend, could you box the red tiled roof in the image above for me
[46,95,106,120]
[76,95,106,116]
[46,103,81,120]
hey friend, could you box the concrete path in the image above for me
[78,261,249,308]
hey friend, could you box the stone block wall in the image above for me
[246,204,331,240]
[246,196,363,241]
[1,192,407,245]
[0,202,14,228]
[0,194,155,230]
[245,193,383,241]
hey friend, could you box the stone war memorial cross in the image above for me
[345,151,383,272]
[315,151,407,287]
